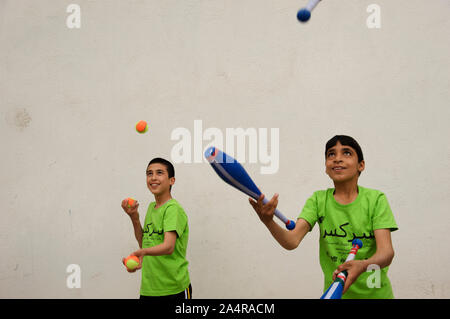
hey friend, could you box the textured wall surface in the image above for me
[0,0,449,298]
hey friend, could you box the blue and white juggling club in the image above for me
[297,0,322,22]
[320,239,364,299]
[205,146,296,230]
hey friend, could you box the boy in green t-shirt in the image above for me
[121,158,192,299]
[249,135,398,299]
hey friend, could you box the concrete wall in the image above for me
[0,0,449,298]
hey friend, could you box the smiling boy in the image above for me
[121,158,192,299]
[249,135,398,298]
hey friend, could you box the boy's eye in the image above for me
[146,170,165,176]
[327,152,335,157]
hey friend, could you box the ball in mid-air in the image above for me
[297,9,311,22]
[124,255,140,271]
[135,120,148,134]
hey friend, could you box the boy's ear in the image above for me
[358,160,365,173]
[170,177,175,185]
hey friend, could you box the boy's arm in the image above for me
[249,194,310,250]
[135,231,176,257]
[360,228,395,269]
[130,215,143,249]
[123,232,176,273]
[121,198,143,248]
[334,228,395,294]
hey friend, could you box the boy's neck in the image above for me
[154,193,173,208]
[333,181,359,204]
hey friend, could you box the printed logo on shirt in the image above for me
[143,222,163,236]
[322,222,375,243]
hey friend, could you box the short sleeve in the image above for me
[372,193,398,232]
[298,193,319,231]
[163,204,187,237]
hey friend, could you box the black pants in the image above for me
[140,284,192,300]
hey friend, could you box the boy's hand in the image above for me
[122,251,143,273]
[121,198,139,218]
[248,194,279,225]
[332,260,366,294]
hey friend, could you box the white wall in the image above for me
[0,0,449,298]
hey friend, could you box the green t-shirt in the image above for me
[298,186,398,299]
[140,198,191,296]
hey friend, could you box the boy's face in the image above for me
[146,163,175,196]
[325,141,365,183]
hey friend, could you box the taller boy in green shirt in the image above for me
[249,135,398,298]
[121,158,192,299]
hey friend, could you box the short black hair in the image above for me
[325,135,364,163]
[147,158,175,178]
[147,158,175,191]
